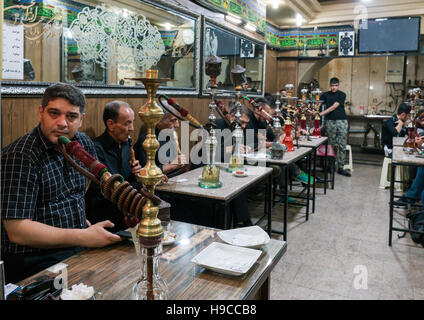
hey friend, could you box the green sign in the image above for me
[265,25,353,51]
[195,0,266,33]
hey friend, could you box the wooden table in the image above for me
[244,147,313,240]
[156,164,273,232]
[18,221,287,300]
[389,146,424,246]
[296,136,329,213]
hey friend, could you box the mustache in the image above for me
[52,130,70,135]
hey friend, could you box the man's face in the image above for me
[160,114,180,129]
[260,104,272,123]
[330,83,339,93]
[398,112,410,122]
[107,105,135,143]
[229,113,250,129]
[38,97,84,144]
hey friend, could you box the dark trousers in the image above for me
[2,247,84,284]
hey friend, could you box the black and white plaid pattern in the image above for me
[1,125,97,254]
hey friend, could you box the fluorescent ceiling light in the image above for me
[226,14,242,25]
[164,22,171,30]
[272,0,279,9]
[296,13,303,27]
[244,23,256,32]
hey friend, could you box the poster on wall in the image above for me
[2,24,24,80]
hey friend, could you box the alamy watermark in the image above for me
[156,121,268,167]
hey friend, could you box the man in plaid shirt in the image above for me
[1,83,122,283]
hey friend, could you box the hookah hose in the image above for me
[159,95,202,128]
[215,100,232,126]
[57,136,162,228]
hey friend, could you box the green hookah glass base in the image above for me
[199,165,222,189]
[198,180,222,189]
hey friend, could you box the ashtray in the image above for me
[233,171,247,177]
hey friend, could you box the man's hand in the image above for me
[130,160,141,175]
[415,136,424,148]
[395,119,404,126]
[81,221,122,248]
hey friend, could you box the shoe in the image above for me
[316,176,325,184]
[392,197,416,207]
[288,197,303,206]
[337,169,351,177]
[296,171,314,184]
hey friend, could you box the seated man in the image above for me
[381,103,411,157]
[393,110,424,207]
[85,101,142,232]
[1,83,121,283]
[134,109,186,175]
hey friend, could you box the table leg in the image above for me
[284,165,288,241]
[312,147,317,213]
[324,139,328,195]
[306,153,311,221]
[267,174,272,236]
[389,162,395,246]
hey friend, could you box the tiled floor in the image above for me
[249,163,424,300]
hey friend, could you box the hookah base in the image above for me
[198,180,222,189]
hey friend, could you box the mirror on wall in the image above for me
[202,21,265,95]
[2,0,198,92]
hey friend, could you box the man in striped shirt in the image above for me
[1,83,121,284]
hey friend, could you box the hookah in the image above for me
[122,69,173,299]
[298,88,310,141]
[311,88,323,137]
[227,64,247,173]
[199,55,223,188]
[280,84,296,151]
[404,107,417,151]
[270,92,286,160]
[57,69,171,300]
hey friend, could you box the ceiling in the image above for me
[265,0,424,29]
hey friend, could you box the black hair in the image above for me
[41,83,86,114]
[397,103,411,115]
[254,97,270,109]
[103,100,129,126]
[229,105,251,118]
[330,77,339,85]
[264,93,276,107]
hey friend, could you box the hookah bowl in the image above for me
[132,69,169,300]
